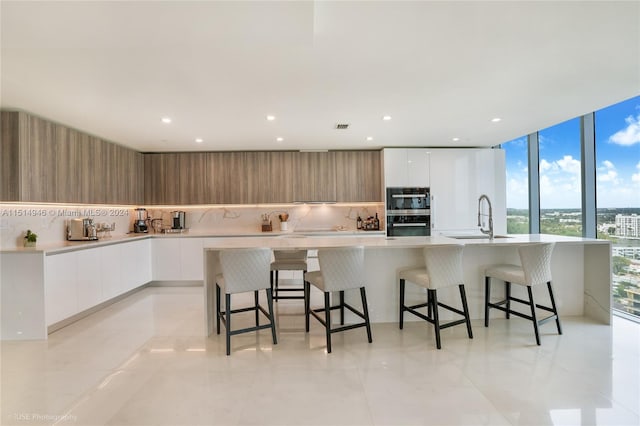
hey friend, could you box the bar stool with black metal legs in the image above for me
[484,242,561,345]
[399,244,473,349]
[270,250,308,302]
[216,248,277,356]
[304,246,372,353]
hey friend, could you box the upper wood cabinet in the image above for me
[144,152,249,205]
[143,150,383,205]
[246,151,294,203]
[335,151,382,202]
[0,111,143,204]
[207,152,248,204]
[144,153,179,205]
[293,152,337,202]
[0,112,21,201]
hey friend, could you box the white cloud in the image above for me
[538,156,581,208]
[539,159,552,172]
[598,170,619,183]
[632,161,640,184]
[556,155,581,174]
[597,160,619,184]
[609,114,640,146]
[506,176,528,209]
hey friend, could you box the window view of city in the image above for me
[503,95,640,320]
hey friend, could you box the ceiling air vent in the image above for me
[335,123,350,130]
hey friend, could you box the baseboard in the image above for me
[47,284,150,334]
[148,280,203,287]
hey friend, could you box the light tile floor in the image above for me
[1,286,639,426]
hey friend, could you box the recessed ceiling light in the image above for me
[382,115,392,121]
[366,136,373,141]
[266,115,276,121]
[276,137,284,142]
[491,117,502,122]
[452,137,460,142]
[161,117,172,124]
[195,138,203,143]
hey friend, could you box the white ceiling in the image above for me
[1,1,639,153]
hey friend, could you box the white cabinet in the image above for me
[181,238,204,281]
[152,238,205,281]
[429,148,506,234]
[45,252,78,325]
[121,239,151,292]
[76,248,102,311]
[44,239,152,327]
[383,148,430,187]
[384,149,409,187]
[407,149,430,187]
[152,238,181,281]
[101,244,122,300]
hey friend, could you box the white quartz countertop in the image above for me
[202,233,607,250]
[0,228,608,255]
[0,229,386,254]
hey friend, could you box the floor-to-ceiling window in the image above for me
[503,136,529,233]
[595,96,640,317]
[538,117,583,236]
[500,95,640,320]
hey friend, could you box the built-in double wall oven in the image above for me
[386,187,431,237]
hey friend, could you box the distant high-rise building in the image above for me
[615,214,640,238]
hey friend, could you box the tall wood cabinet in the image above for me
[0,111,143,204]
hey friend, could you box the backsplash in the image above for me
[0,203,383,249]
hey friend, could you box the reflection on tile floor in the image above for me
[1,286,639,425]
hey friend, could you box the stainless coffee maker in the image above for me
[134,208,149,233]
[67,218,98,241]
[171,211,186,230]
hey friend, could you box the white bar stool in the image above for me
[484,242,562,345]
[399,245,473,349]
[216,248,277,355]
[270,250,308,301]
[304,246,372,353]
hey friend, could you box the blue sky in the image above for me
[504,95,640,209]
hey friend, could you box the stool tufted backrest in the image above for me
[423,245,464,289]
[273,250,308,261]
[219,248,272,294]
[519,243,555,286]
[317,246,365,292]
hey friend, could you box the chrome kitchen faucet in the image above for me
[478,194,493,239]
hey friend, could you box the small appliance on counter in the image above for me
[67,218,99,241]
[171,211,186,230]
[133,208,149,233]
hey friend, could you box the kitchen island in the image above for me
[203,234,611,336]
[0,232,610,340]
